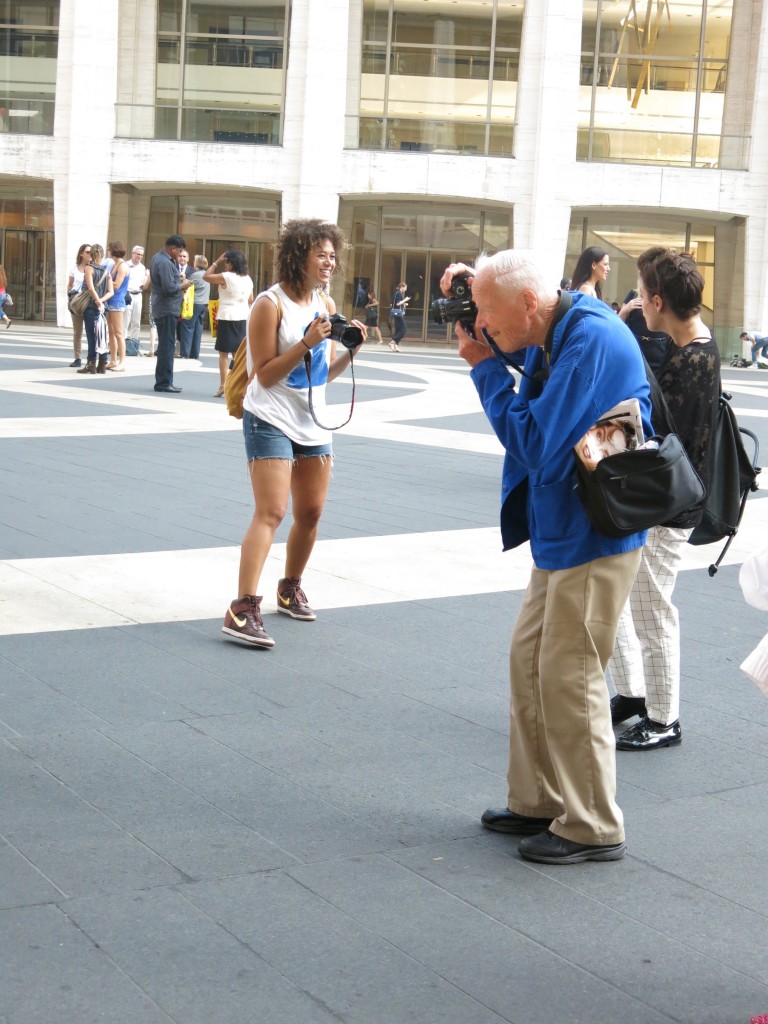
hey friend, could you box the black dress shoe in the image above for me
[481,807,554,835]
[518,829,626,865]
[610,693,647,725]
[616,715,681,751]
[70,358,82,367]
[154,385,182,393]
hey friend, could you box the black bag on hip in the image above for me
[574,433,705,538]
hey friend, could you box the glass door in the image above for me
[3,230,54,320]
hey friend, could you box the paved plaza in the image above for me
[2,324,768,1024]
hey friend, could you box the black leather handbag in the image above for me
[574,432,705,538]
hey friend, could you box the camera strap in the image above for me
[303,348,357,431]
[486,289,572,382]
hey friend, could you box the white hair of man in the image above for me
[475,249,557,301]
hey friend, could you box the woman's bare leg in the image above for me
[284,455,333,580]
[238,458,292,597]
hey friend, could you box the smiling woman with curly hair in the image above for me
[219,218,366,650]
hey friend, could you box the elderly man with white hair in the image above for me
[440,250,652,864]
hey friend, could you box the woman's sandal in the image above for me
[214,386,225,398]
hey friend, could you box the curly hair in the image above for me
[637,246,703,320]
[223,249,248,276]
[570,246,608,299]
[276,218,347,293]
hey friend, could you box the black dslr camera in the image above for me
[328,314,363,350]
[431,271,478,337]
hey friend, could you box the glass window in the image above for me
[151,0,288,144]
[356,0,523,157]
[579,0,751,169]
[340,200,512,343]
[0,1,58,136]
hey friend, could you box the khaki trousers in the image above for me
[507,548,641,846]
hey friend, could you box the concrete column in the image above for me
[281,0,351,222]
[739,2,768,333]
[53,0,120,326]
[512,0,582,281]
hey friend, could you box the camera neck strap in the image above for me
[486,289,572,382]
[303,345,357,431]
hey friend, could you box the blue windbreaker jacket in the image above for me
[470,292,653,570]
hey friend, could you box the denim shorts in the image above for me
[243,410,333,462]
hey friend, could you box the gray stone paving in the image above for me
[2,326,768,1023]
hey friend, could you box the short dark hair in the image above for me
[276,218,347,293]
[108,240,127,259]
[637,246,704,320]
[165,234,186,249]
[224,249,248,276]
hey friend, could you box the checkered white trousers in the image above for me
[609,525,692,725]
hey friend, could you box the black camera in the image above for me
[431,271,478,337]
[328,313,363,350]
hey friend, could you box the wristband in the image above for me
[301,339,311,351]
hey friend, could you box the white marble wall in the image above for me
[0,0,766,332]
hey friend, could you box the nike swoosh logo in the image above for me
[229,608,247,627]
[277,593,292,607]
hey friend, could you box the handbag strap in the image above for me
[643,356,677,437]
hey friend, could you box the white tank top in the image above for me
[243,285,332,446]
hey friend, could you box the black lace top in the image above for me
[656,336,721,525]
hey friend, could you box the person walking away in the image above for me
[365,288,383,344]
[150,234,192,393]
[390,280,409,350]
[221,218,366,649]
[203,249,253,397]
[440,250,652,865]
[66,244,92,365]
[609,248,721,750]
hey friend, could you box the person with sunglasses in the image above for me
[66,243,92,367]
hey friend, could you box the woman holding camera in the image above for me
[221,218,366,649]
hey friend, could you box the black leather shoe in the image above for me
[481,807,553,835]
[610,693,647,725]
[518,829,626,864]
[616,716,681,751]
[154,385,182,393]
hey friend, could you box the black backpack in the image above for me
[688,392,760,575]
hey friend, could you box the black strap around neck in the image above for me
[487,290,572,382]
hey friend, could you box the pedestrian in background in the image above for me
[66,243,92,365]
[204,249,253,398]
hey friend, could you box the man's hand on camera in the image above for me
[439,262,474,298]
[456,321,493,368]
